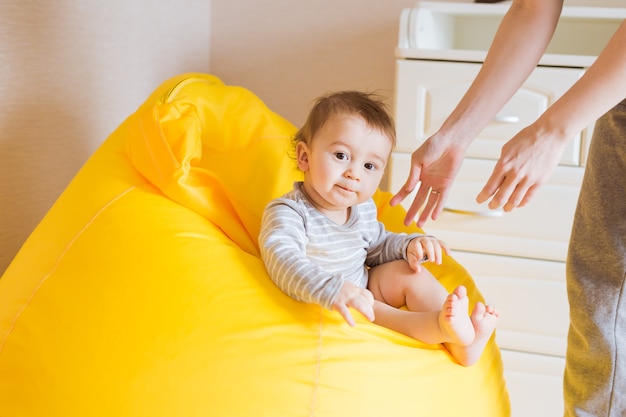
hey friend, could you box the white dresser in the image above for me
[388,2,626,416]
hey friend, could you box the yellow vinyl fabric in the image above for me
[0,73,510,417]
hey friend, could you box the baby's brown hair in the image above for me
[293,91,396,149]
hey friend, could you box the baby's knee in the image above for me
[370,260,420,289]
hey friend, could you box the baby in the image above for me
[259,90,498,366]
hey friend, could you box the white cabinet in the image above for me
[394,60,587,166]
[390,2,626,417]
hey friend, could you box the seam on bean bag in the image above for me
[310,308,325,417]
[0,186,137,352]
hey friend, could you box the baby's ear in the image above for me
[296,142,310,171]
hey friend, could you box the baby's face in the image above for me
[296,115,392,217]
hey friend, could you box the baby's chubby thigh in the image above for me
[367,260,448,311]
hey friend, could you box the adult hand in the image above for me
[390,135,466,227]
[476,124,566,211]
[332,281,375,327]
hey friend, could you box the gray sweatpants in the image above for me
[565,99,626,417]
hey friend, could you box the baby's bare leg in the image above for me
[368,260,474,346]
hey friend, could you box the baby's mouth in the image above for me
[337,184,355,193]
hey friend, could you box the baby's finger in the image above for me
[432,242,444,264]
[350,295,375,322]
[420,239,436,263]
[408,252,423,272]
[356,302,375,322]
[407,242,426,270]
[335,303,356,327]
[439,239,450,256]
[425,238,445,264]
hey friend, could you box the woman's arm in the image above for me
[477,19,626,211]
[391,0,564,226]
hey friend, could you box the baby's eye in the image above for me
[335,152,348,161]
[364,162,377,171]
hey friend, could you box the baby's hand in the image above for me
[332,281,375,326]
[407,236,450,272]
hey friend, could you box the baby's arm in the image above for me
[259,201,344,310]
[406,236,450,272]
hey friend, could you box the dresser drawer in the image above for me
[451,251,568,357]
[395,59,587,166]
[388,154,584,262]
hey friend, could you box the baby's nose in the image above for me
[345,167,360,180]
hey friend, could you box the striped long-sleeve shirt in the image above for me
[259,182,423,310]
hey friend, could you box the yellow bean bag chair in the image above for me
[0,73,510,417]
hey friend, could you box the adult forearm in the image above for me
[437,0,563,147]
[534,20,626,143]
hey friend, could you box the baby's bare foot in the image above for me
[439,286,475,346]
[471,302,499,339]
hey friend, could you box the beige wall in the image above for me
[0,1,210,275]
[211,0,420,128]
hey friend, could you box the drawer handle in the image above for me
[443,207,504,218]
[494,114,520,124]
